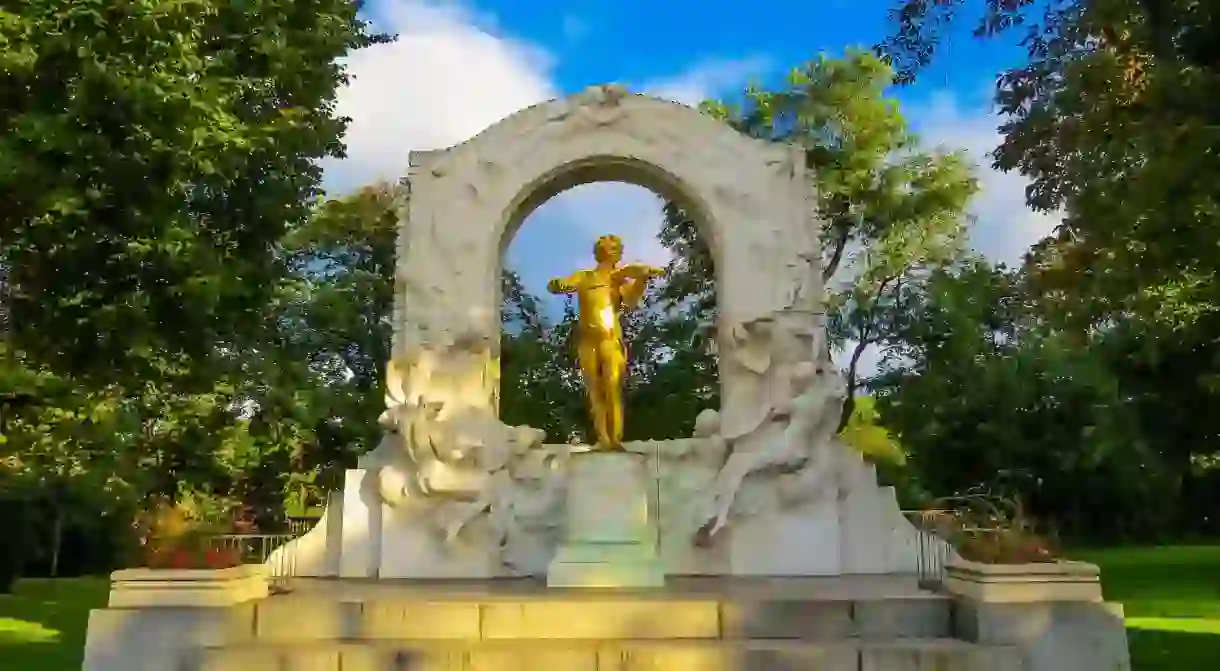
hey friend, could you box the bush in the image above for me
[16,478,143,578]
[136,499,242,570]
[933,492,1059,564]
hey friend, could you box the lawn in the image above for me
[1072,544,1220,671]
[0,577,108,671]
[0,545,1216,670]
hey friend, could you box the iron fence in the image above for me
[902,509,959,588]
[209,533,298,592]
[285,516,319,536]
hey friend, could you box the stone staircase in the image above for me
[199,578,1024,671]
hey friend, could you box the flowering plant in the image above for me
[136,500,244,570]
[932,492,1059,564]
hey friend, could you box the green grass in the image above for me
[0,545,1216,670]
[0,577,109,671]
[1070,545,1220,671]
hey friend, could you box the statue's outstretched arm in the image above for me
[616,264,662,310]
[621,277,648,310]
[617,263,665,280]
[546,271,583,295]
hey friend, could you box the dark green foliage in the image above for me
[0,489,31,593]
[1,0,389,384]
[876,0,1220,542]
[873,261,1188,541]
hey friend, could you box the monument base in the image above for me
[546,548,665,588]
[546,451,665,588]
[268,440,952,580]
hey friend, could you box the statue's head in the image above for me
[593,234,623,264]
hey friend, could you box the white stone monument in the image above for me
[547,452,663,588]
[269,84,950,584]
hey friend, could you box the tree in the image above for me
[667,50,977,429]
[1,0,390,384]
[879,0,1220,537]
[873,260,1178,540]
[237,181,405,507]
[0,3,396,567]
[499,271,586,442]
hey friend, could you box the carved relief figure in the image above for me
[693,327,847,541]
[372,390,565,570]
[546,234,664,449]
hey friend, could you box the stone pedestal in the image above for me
[547,451,664,588]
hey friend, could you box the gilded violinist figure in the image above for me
[546,234,664,450]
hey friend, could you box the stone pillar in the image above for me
[947,560,1132,671]
[547,452,664,588]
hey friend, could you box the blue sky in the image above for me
[321,0,1059,368]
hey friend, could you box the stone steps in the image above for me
[249,592,955,642]
[202,638,1024,671]
[198,581,1029,670]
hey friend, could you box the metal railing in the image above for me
[210,533,298,592]
[902,509,959,588]
[285,516,319,537]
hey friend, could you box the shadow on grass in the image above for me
[0,578,109,671]
[1128,625,1220,671]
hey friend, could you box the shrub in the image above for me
[136,500,243,570]
[932,492,1059,564]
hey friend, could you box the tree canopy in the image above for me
[2,0,389,383]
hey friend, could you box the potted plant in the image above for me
[106,500,268,608]
[938,493,1103,603]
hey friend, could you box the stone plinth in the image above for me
[547,451,664,588]
[948,558,1131,671]
[107,564,269,608]
[945,558,1104,603]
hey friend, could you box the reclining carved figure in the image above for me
[694,357,846,542]
[372,393,561,565]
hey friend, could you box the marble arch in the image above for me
[392,84,823,437]
[268,85,943,582]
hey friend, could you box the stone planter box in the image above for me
[945,557,1103,603]
[107,564,269,608]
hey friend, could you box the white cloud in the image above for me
[323,0,765,284]
[525,184,671,266]
[908,91,1063,266]
[322,0,556,194]
[642,56,772,107]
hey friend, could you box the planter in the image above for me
[107,564,269,608]
[944,557,1103,603]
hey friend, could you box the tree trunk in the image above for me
[50,507,62,578]
[835,338,871,434]
[822,225,851,283]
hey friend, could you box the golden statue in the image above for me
[547,234,664,450]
